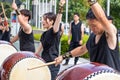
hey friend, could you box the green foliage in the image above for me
[34,34,41,41]
[0,2,12,18]
[110,0,120,29]
[59,0,104,22]
[104,0,120,29]
[60,34,90,58]
[60,35,69,55]
[33,33,90,58]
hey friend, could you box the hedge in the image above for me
[34,33,90,58]
[60,34,89,58]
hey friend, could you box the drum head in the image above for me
[1,52,51,80]
[9,58,51,80]
[0,44,17,66]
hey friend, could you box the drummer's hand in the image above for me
[12,1,18,10]
[60,0,66,6]
[35,53,40,57]
[55,56,63,66]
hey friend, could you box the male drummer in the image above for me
[55,0,120,72]
[10,1,35,52]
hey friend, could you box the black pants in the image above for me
[65,42,81,64]
[49,64,60,80]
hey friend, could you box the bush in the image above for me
[34,33,90,58]
[61,34,90,58]
[34,34,41,41]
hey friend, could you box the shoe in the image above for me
[74,62,77,65]
[63,63,68,66]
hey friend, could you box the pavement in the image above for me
[13,41,90,74]
[59,57,89,73]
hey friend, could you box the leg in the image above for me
[63,58,69,65]
[74,57,79,65]
[49,64,60,80]
[74,43,81,65]
[63,42,74,65]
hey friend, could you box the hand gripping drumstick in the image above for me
[27,61,56,70]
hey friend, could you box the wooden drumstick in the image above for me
[13,0,16,3]
[0,10,6,16]
[1,3,7,18]
[28,61,56,70]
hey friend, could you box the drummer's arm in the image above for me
[55,44,88,65]
[70,44,88,57]
[10,34,19,44]
[35,42,43,55]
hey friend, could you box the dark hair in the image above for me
[86,8,107,20]
[20,9,31,21]
[43,12,56,25]
[86,9,96,19]
[74,13,80,17]
[107,16,113,20]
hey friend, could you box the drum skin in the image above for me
[56,62,119,80]
[0,51,48,80]
[0,40,9,44]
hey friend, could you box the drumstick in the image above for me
[0,10,6,16]
[13,0,16,3]
[1,3,7,18]
[28,61,56,70]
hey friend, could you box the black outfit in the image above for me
[18,27,35,52]
[40,28,60,80]
[86,32,120,72]
[64,21,82,65]
[0,27,11,42]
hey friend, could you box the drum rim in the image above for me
[4,56,41,80]
[0,42,18,51]
[84,70,119,80]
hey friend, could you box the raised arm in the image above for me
[11,1,32,34]
[53,0,65,33]
[88,0,117,49]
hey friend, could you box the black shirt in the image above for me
[71,21,82,42]
[86,32,120,71]
[1,27,11,42]
[0,27,11,42]
[18,28,35,52]
[40,28,60,62]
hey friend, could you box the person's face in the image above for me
[42,17,53,28]
[87,19,104,35]
[73,15,79,22]
[21,14,29,21]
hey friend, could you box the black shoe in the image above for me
[74,62,77,65]
[63,63,68,65]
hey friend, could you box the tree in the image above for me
[61,0,104,23]
[104,0,120,29]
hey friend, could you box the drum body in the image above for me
[1,51,51,80]
[56,62,120,80]
[0,40,17,66]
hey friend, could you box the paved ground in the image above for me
[13,41,90,74]
[59,57,89,73]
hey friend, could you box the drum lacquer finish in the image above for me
[1,51,51,80]
[56,62,120,80]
